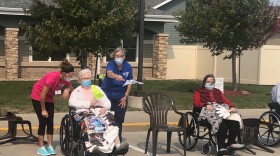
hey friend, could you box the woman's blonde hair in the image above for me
[77,68,92,82]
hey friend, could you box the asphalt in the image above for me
[0,109,279,156]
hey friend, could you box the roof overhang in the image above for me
[0,7,29,16]
[144,14,178,23]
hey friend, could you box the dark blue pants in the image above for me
[110,98,127,142]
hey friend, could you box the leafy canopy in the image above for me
[175,0,280,57]
[22,0,137,56]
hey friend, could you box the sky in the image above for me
[270,0,280,5]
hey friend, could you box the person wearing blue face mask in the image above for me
[101,47,133,142]
[69,68,110,115]
[193,74,244,154]
[69,68,129,153]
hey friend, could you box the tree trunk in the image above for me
[232,49,238,91]
[93,55,98,85]
[81,50,88,69]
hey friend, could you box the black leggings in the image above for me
[217,120,240,149]
[32,99,54,135]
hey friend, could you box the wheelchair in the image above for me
[177,108,217,155]
[59,107,129,156]
[258,103,280,147]
[177,108,256,156]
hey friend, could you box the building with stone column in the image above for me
[0,0,187,80]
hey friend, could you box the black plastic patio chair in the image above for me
[0,112,38,144]
[142,92,187,156]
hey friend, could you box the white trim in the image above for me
[97,56,100,74]
[5,28,19,31]
[66,53,70,61]
[153,0,173,9]
[144,14,178,23]
[28,46,32,62]
[0,7,29,16]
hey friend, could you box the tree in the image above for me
[21,0,137,70]
[175,0,280,91]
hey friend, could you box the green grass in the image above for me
[0,80,273,114]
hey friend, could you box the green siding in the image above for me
[159,0,186,45]
[164,22,183,45]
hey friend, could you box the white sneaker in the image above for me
[231,143,245,149]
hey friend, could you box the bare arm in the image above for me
[62,85,74,99]
[40,85,50,118]
[119,84,132,109]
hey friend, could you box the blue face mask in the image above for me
[205,83,215,90]
[81,80,91,88]
[114,58,124,65]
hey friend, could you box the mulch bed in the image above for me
[224,89,252,96]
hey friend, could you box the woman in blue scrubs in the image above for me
[101,47,133,142]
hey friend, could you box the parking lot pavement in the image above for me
[1,109,279,155]
[0,131,279,156]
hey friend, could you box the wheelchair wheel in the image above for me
[60,114,74,155]
[258,111,280,146]
[202,142,212,155]
[178,112,199,150]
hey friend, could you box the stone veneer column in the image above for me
[153,33,169,79]
[88,52,97,78]
[5,28,19,80]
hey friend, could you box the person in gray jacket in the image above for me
[271,82,280,104]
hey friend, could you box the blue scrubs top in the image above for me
[101,60,133,100]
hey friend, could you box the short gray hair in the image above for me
[110,47,126,58]
[78,68,92,81]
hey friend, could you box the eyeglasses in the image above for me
[115,55,124,58]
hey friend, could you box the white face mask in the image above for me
[205,83,215,90]
[65,77,74,82]
[114,58,124,65]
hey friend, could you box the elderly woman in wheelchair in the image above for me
[193,74,244,155]
[65,68,128,155]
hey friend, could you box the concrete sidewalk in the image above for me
[0,109,269,132]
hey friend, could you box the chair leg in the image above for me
[24,121,38,140]
[183,130,186,156]
[144,128,151,154]
[167,132,172,153]
[243,146,256,155]
[253,141,275,153]
[152,129,158,156]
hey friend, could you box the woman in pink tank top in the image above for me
[31,59,75,155]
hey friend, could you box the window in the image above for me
[104,36,138,62]
[29,46,69,61]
